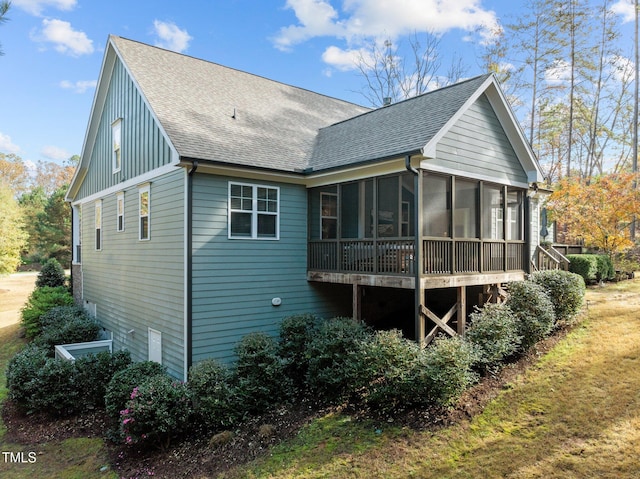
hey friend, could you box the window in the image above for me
[482,185,504,240]
[229,182,279,239]
[95,200,102,251]
[116,192,125,232]
[454,179,478,238]
[423,175,451,237]
[112,119,122,173]
[320,192,337,239]
[506,189,523,240]
[139,184,150,240]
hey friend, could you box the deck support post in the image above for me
[416,289,426,347]
[352,283,362,321]
[457,286,466,336]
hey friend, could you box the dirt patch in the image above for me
[0,272,37,329]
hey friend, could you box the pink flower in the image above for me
[130,387,139,399]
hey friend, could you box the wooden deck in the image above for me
[308,238,527,289]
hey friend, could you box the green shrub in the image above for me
[35,258,67,288]
[531,270,586,325]
[120,374,194,449]
[104,361,167,421]
[568,254,598,283]
[27,357,80,416]
[34,306,100,352]
[594,255,615,281]
[506,280,556,350]
[305,317,372,404]
[356,329,428,413]
[422,335,478,407]
[188,358,239,429]
[234,332,293,415]
[21,286,74,338]
[466,303,521,373]
[74,350,132,408]
[277,313,321,392]
[6,344,49,410]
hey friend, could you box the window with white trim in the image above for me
[320,192,337,239]
[139,184,150,240]
[95,200,102,251]
[112,119,122,173]
[116,192,125,232]
[229,182,279,239]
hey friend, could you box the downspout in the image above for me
[186,160,198,374]
[405,155,423,345]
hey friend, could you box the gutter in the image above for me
[405,155,423,345]
[186,160,198,374]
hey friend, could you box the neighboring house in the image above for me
[66,36,545,380]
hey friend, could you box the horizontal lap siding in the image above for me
[191,174,350,364]
[434,94,528,184]
[81,169,185,378]
[77,58,173,200]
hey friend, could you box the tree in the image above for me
[36,185,71,266]
[18,186,47,261]
[0,1,9,57]
[0,183,27,274]
[33,160,75,196]
[0,153,29,197]
[354,32,468,107]
[546,173,640,255]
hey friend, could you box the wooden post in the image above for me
[457,286,466,336]
[416,289,426,347]
[352,283,362,321]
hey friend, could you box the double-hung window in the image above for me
[112,119,122,174]
[116,192,125,232]
[229,182,279,239]
[95,200,102,251]
[139,184,150,240]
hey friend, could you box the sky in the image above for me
[0,0,637,169]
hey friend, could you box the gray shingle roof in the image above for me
[308,74,492,171]
[111,36,369,173]
[112,36,495,175]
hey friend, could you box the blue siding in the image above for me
[191,174,350,363]
[434,94,528,185]
[81,169,185,379]
[76,58,173,200]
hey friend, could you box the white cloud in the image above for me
[273,0,498,51]
[41,145,70,161]
[321,45,373,71]
[34,19,94,56]
[153,20,192,53]
[611,0,635,23]
[60,79,97,93]
[0,132,21,154]
[12,0,76,16]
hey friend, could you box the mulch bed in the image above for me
[2,327,569,479]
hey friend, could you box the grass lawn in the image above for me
[231,278,640,478]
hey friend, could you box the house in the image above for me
[66,36,545,380]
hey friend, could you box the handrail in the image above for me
[536,245,560,265]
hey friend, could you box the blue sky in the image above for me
[0,0,636,168]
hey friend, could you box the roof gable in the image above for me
[110,36,369,173]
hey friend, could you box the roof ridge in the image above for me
[110,35,369,111]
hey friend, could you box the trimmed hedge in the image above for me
[531,270,586,324]
[568,254,614,283]
[188,359,239,430]
[506,280,556,350]
[21,286,74,338]
[34,305,100,353]
[466,303,521,372]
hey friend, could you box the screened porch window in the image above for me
[423,174,450,237]
[321,192,337,239]
[482,184,503,240]
[507,189,523,240]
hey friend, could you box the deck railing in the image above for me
[309,238,526,276]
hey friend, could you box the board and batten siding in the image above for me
[433,94,528,186]
[76,57,173,200]
[190,173,351,364]
[80,169,185,379]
